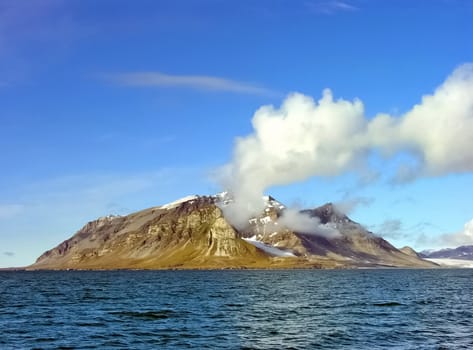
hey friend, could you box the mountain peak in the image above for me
[302,202,350,225]
[399,246,422,258]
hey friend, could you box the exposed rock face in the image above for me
[295,204,431,267]
[32,197,270,270]
[31,195,436,270]
[238,201,433,267]
[400,246,422,258]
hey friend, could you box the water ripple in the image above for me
[1,269,473,349]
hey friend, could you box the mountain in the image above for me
[237,199,433,268]
[421,245,473,260]
[32,196,271,270]
[29,194,435,270]
[399,246,423,258]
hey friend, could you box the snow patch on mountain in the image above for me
[243,236,296,257]
[262,195,285,210]
[161,195,199,210]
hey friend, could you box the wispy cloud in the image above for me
[334,196,374,214]
[371,220,439,244]
[375,219,404,239]
[306,1,358,14]
[105,72,276,96]
[3,252,15,257]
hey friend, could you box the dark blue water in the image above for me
[1,269,472,349]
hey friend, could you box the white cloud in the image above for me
[218,63,473,226]
[306,1,358,14]
[106,72,276,96]
[219,89,369,226]
[437,219,473,247]
[369,63,473,178]
[278,208,340,237]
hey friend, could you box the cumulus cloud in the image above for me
[219,64,473,227]
[369,64,473,177]
[106,72,276,96]
[219,89,368,227]
[437,219,473,247]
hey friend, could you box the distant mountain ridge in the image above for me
[30,194,435,270]
[421,245,473,260]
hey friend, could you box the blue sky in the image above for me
[1,0,472,267]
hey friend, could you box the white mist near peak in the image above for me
[278,208,341,237]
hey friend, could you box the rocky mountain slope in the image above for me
[237,198,433,268]
[32,196,272,270]
[421,245,473,260]
[400,246,423,258]
[30,194,435,270]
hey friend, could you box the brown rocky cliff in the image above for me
[31,197,270,270]
[31,195,437,270]
[400,246,422,258]
[240,201,435,268]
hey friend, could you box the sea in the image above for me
[1,269,472,349]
